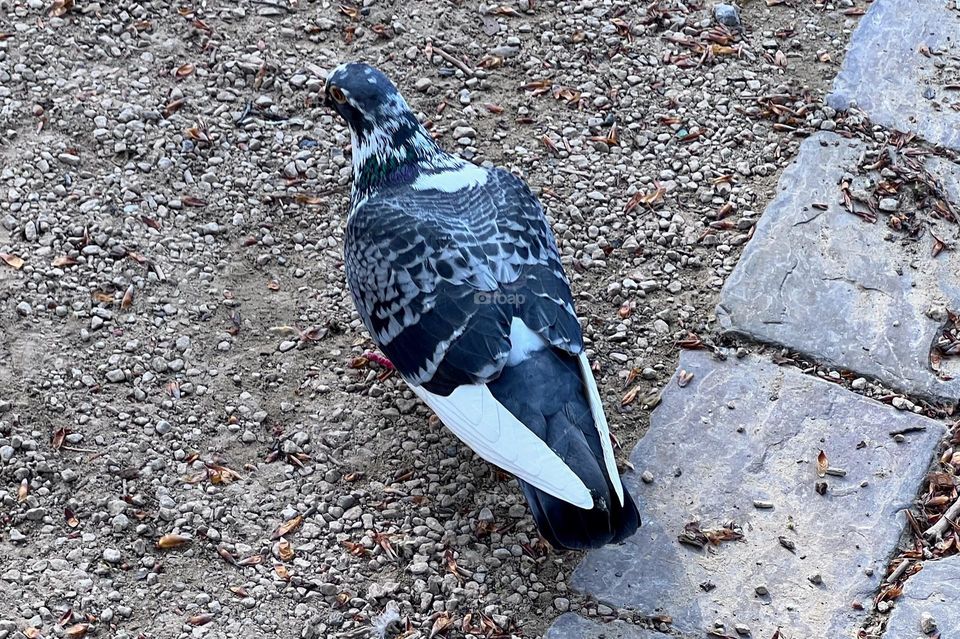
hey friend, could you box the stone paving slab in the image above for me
[561,350,944,638]
[545,614,668,639]
[885,555,960,637]
[716,132,960,405]
[827,0,960,151]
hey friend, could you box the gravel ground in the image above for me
[0,1,865,637]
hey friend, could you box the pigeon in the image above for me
[326,62,640,550]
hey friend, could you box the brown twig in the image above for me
[925,496,960,540]
[428,42,474,77]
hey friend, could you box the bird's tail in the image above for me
[488,350,640,550]
[518,401,641,550]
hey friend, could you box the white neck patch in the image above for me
[412,161,489,192]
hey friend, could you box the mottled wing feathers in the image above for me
[345,168,582,394]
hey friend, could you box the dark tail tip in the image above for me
[521,482,641,551]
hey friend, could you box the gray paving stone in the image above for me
[828,0,960,151]
[717,132,960,405]
[545,614,667,639]
[885,555,960,637]
[569,350,944,638]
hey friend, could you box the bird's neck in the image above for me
[350,113,444,205]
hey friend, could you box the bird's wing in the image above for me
[345,168,582,390]
[410,383,593,508]
[345,167,620,506]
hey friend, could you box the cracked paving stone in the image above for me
[564,350,944,638]
[828,0,960,151]
[884,555,960,637]
[545,614,666,639]
[717,132,960,405]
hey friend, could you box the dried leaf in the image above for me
[164,99,185,117]
[51,255,78,267]
[444,549,461,580]
[274,564,292,580]
[157,533,192,549]
[229,586,248,597]
[51,427,67,450]
[0,253,25,269]
[817,450,828,478]
[272,514,303,539]
[677,370,695,388]
[121,284,135,310]
[342,540,369,556]
[278,539,295,561]
[185,126,209,142]
[710,44,739,56]
[295,193,326,206]
[18,478,29,502]
[267,279,280,291]
[237,554,263,566]
[182,196,207,207]
[621,384,643,407]
[208,463,242,485]
[372,530,398,560]
[521,79,552,93]
[64,624,88,639]
[429,613,454,638]
[679,521,744,548]
[93,292,113,304]
[48,0,75,18]
[217,545,237,565]
[188,613,214,626]
[624,183,666,214]
[65,507,79,528]
[175,63,195,79]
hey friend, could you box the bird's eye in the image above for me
[329,86,347,104]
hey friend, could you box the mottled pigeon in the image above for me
[326,62,640,549]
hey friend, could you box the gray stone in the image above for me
[713,3,741,29]
[828,0,960,151]
[103,548,122,564]
[58,152,81,166]
[569,350,943,638]
[545,614,661,639]
[885,555,960,637]
[717,132,960,405]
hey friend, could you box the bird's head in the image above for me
[325,62,410,135]
[325,62,442,204]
